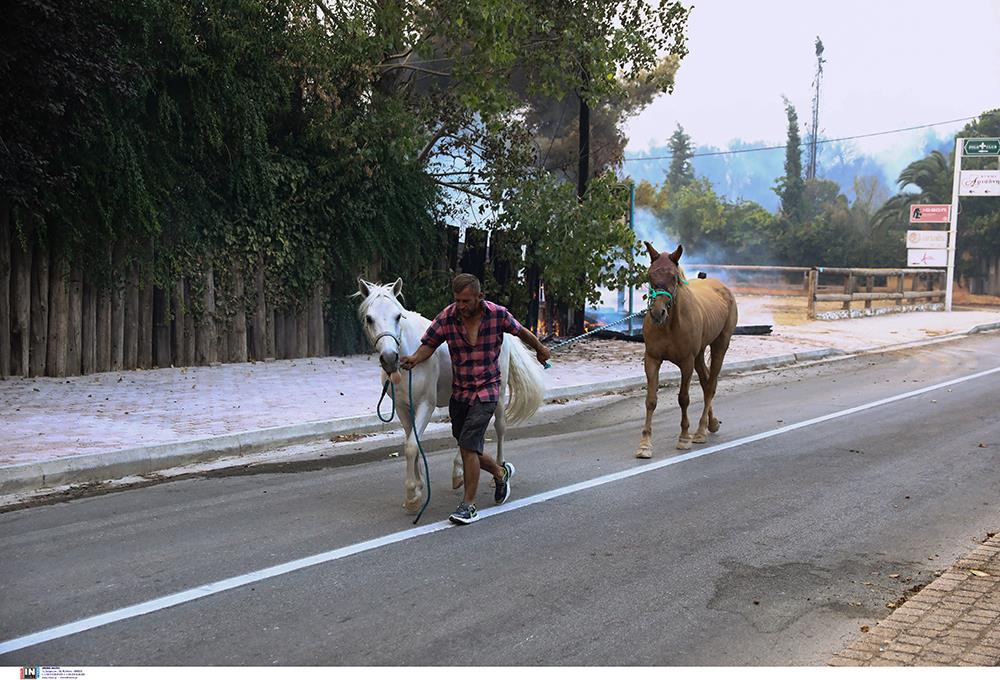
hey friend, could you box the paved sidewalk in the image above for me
[830,533,1000,666]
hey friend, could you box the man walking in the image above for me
[400,274,550,525]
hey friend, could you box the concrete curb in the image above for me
[1,322,994,496]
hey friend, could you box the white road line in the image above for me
[2,365,998,655]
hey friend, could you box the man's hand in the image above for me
[535,345,551,366]
[399,344,434,371]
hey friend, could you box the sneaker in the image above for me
[494,462,515,505]
[449,501,479,525]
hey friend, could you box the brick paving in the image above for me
[830,533,1000,667]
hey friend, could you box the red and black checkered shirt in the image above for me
[420,300,523,404]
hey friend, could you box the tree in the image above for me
[665,124,695,195]
[774,97,806,223]
[870,150,952,233]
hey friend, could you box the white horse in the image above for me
[356,278,546,514]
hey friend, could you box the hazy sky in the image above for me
[625,0,1000,166]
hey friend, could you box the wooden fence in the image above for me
[682,263,948,320]
[806,267,947,319]
[0,219,367,378]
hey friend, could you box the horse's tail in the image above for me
[504,336,546,424]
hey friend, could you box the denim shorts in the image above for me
[449,397,497,454]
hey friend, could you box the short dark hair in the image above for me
[452,273,481,295]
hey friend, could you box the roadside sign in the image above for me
[963,138,1000,156]
[908,204,951,222]
[959,170,1000,196]
[907,249,948,267]
[906,230,948,248]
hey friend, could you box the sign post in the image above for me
[946,137,1000,310]
[946,139,962,310]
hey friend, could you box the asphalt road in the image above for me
[2,333,999,665]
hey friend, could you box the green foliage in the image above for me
[775,97,806,223]
[665,124,695,194]
[490,172,638,311]
[2,0,693,342]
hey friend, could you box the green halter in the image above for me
[648,278,688,309]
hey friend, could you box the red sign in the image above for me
[909,204,951,223]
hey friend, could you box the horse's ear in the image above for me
[391,278,403,298]
[669,244,683,264]
[644,241,660,262]
[357,277,371,298]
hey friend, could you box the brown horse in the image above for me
[636,242,738,457]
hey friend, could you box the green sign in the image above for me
[964,138,1000,156]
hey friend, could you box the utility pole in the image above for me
[807,36,825,180]
[569,73,590,337]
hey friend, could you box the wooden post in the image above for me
[82,272,97,374]
[296,306,308,358]
[96,283,112,373]
[308,284,323,356]
[29,239,49,377]
[842,271,854,313]
[67,262,83,375]
[196,268,216,365]
[274,309,285,359]
[214,271,228,364]
[138,273,153,369]
[154,285,171,367]
[252,265,266,361]
[229,270,247,363]
[171,280,185,367]
[864,274,874,310]
[110,262,125,373]
[0,205,10,378]
[11,233,31,377]
[123,262,139,370]
[266,302,276,359]
[806,269,818,320]
[182,279,195,366]
[46,251,68,377]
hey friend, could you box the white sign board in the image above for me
[906,230,949,248]
[907,249,948,267]
[959,170,1000,196]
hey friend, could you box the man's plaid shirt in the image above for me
[420,300,523,404]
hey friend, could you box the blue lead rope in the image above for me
[379,370,431,524]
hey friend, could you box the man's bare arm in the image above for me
[400,344,435,370]
[516,327,551,365]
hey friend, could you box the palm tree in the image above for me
[871,150,953,231]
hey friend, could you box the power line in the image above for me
[623,116,976,163]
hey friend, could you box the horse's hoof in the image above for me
[452,476,463,490]
[708,418,720,433]
[403,498,422,514]
[676,439,692,450]
[692,432,707,443]
[635,447,652,459]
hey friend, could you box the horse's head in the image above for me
[356,277,405,375]
[645,241,686,325]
